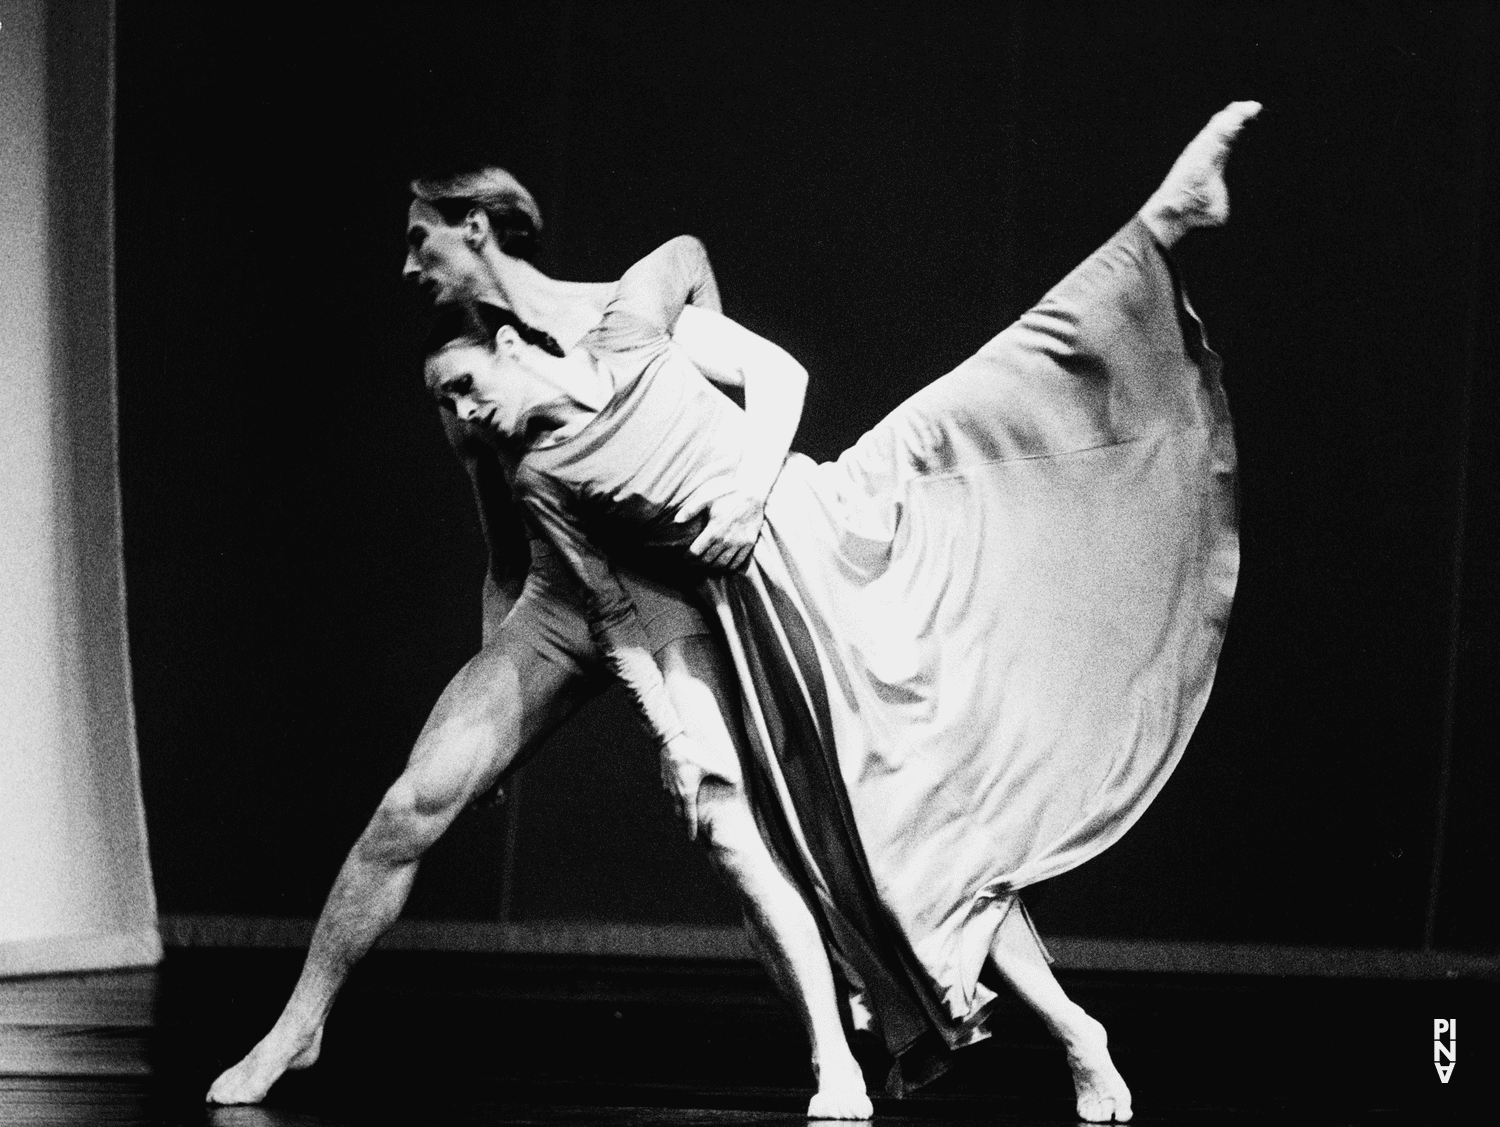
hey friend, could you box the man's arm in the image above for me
[671,234,722,316]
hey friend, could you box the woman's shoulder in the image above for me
[511,454,560,496]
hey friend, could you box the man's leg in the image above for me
[987,902,1132,1122]
[206,627,593,1105]
[659,635,872,1121]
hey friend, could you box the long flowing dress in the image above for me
[515,221,1239,1090]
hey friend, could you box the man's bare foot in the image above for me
[1066,1012,1133,1122]
[205,1019,323,1105]
[1140,100,1262,248]
[805,1054,873,1120]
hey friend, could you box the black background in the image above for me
[116,2,1497,951]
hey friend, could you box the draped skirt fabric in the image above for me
[707,218,1239,1086]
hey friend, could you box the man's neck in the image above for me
[477,247,613,351]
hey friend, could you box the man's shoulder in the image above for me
[649,233,709,262]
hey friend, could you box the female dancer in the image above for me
[425,103,1259,1121]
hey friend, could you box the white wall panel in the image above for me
[0,0,158,977]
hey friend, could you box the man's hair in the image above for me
[423,302,565,361]
[410,166,543,262]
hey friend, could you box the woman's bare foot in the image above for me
[1066,1011,1133,1123]
[1140,100,1262,247]
[205,1018,324,1105]
[805,1053,873,1120]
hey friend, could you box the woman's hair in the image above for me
[423,302,565,361]
[410,166,542,262]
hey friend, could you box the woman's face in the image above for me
[425,343,530,438]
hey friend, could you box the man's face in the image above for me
[403,200,484,304]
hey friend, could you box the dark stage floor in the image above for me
[1,949,1490,1125]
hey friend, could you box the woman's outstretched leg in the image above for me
[978,104,1262,1124]
[988,901,1131,1122]
[660,636,872,1121]
[1140,101,1261,248]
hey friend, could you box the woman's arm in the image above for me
[671,306,809,570]
[523,477,685,703]
[440,410,529,637]
[520,479,716,834]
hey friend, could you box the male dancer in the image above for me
[207,168,874,1119]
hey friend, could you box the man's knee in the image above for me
[368,743,480,861]
[366,779,437,863]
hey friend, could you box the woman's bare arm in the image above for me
[671,306,808,569]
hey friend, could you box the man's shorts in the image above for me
[509,535,709,673]
[502,538,742,794]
